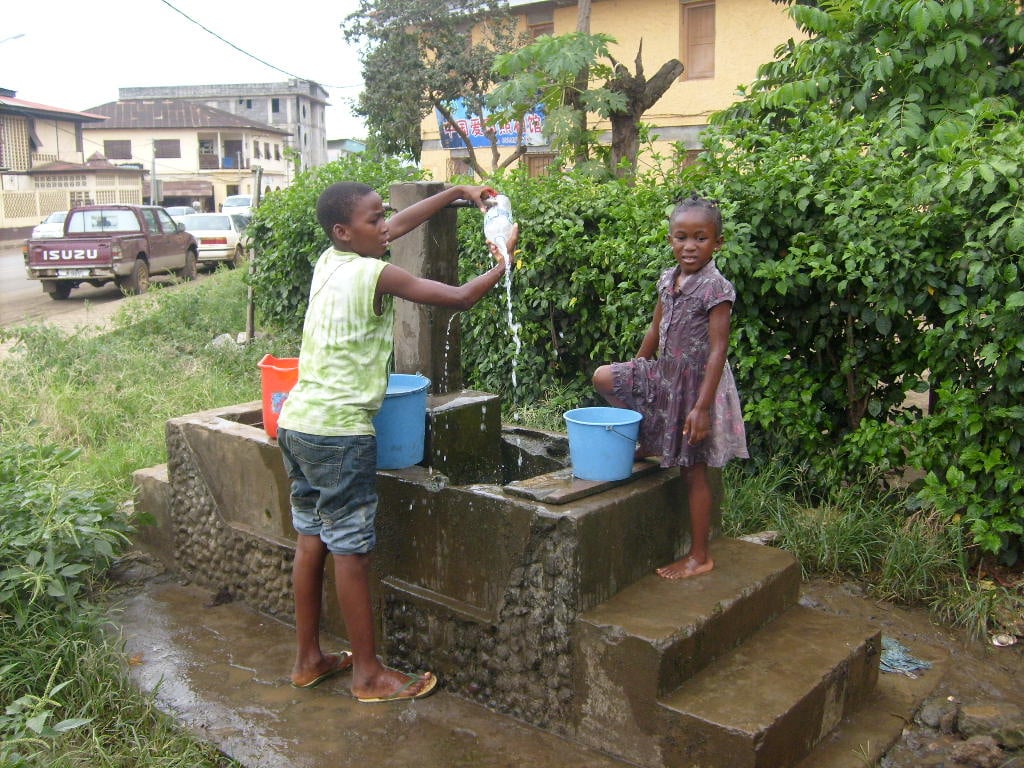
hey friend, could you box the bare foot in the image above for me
[352,667,437,703]
[290,651,354,688]
[656,555,714,580]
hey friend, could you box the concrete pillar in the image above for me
[388,181,463,394]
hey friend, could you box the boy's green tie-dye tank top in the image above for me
[278,247,394,436]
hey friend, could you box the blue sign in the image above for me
[436,99,545,149]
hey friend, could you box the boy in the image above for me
[278,181,515,702]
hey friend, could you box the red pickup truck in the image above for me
[23,204,199,300]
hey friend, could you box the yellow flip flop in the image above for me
[356,671,437,703]
[290,651,354,689]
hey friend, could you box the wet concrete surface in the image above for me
[112,567,627,768]
[109,556,1024,768]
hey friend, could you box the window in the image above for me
[254,141,262,159]
[525,153,555,178]
[141,209,160,231]
[153,139,181,159]
[264,142,270,158]
[526,8,554,39]
[155,209,177,232]
[104,139,132,160]
[271,98,280,113]
[447,156,473,179]
[27,119,42,151]
[682,1,715,80]
[274,144,281,160]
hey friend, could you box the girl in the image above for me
[593,194,748,579]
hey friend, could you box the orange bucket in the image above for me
[258,354,299,438]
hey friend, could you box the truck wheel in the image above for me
[228,246,244,269]
[179,249,198,281]
[120,259,150,295]
[49,283,73,300]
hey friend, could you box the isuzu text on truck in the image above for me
[24,204,199,300]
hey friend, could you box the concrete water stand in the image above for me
[129,392,939,768]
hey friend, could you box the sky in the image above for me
[1,0,368,139]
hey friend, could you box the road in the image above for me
[0,242,208,335]
[0,242,129,331]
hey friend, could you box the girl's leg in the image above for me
[593,365,628,408]
[657,463,715,579]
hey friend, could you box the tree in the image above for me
[720,0,1024,144]
[489,32,682,176]
[606,45,683,175]
[343,0,530,174]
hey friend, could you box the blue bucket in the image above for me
[374,373,431,469]
[563,407,643,481]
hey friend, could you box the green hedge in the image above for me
[251,146,1022,563]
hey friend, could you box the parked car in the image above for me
[165,205,198,223]
[221,194,252,216]
[31,210,68,239]
[24,204,198,299]
[180,213,250,269]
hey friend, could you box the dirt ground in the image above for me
[798,578,1023,767]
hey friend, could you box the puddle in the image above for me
[108,558,1023,768]
[110,565,625,768]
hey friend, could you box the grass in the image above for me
[0,268,291,766]
[722,460,1021,639]
[0,267,1017,764]
[0,270,299,497]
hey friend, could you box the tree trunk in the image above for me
[576,0,591,32]
[607,44,684,176]
[563,0,593,165]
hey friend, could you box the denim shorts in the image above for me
[277,428,378,555]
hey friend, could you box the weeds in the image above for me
[0,271,258,766]
[719,457,1009,638]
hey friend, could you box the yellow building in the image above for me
[418,0,804,180]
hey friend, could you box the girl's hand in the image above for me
[683,407,711,446]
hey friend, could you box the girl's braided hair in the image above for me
[671,193,722,235]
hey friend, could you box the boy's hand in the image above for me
[467,185,499,211]
[487,223,520,267]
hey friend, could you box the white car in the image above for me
[221,194,253,216]
[164,205,198,224]
[31,210,68,239]
[180,213,250,269]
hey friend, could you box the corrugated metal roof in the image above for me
[0,95,107,122]
[82,100,291,135]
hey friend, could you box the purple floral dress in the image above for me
[611,260,748,468]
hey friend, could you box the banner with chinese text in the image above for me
[436,100,546,149]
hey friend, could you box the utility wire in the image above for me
[158,0,361,90]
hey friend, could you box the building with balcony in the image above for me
[81,99,291,212]
[118,79,329,171]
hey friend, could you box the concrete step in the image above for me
[576,538,801,699]
[573,538,803,765]
[658,606,880,768]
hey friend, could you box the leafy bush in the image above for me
[456,164,686,408]
[0,442,128,617]
[247,154,428,324]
